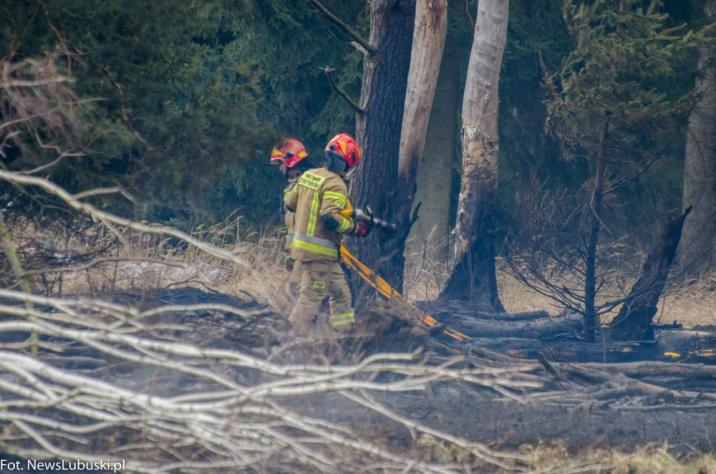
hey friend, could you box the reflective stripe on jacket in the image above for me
[284,167,355,262]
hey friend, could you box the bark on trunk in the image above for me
[677,0,716,278]
[583,120,609,342]
[406,11,464,261]
[609,208,691,341]
[440,0,509,310]
[349,0,415,303]
[396,0,448,260]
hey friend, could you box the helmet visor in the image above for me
[270,147,285,165]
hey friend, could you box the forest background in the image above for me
[0,0,712,294]
[1,2,716,470]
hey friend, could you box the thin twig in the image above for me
[322,67,365,114]
[308,0,376,54]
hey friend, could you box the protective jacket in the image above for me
[282,177,298,251]
[284,167,355,262]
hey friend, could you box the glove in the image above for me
[352,220,372,237]
[284,255,295,272]
[320,213,341,230]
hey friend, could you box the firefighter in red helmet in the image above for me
[283,133,370,336]
[270,138,318,292]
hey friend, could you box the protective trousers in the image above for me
[288,259,354,336]
[287,260,302,296]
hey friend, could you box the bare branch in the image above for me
[322,67,365,114]
[0,170,252,271]
[22,151,85,174]
[0,76,72,89]
[0,289,544,472]
[308,0,376,54]
[72,186,123,200]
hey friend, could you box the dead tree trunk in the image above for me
[348,0,415,302]
[396,0,448,261]
[583,120,609,342]
[677,0,716,278]
[440,0,509,311]
[406,17,464,261]
[609,208,691,341]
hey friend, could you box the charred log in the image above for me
[608,208,691,341]
[441,311,582,339]
[465,329,716,365]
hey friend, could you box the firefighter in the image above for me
[284,133,370,336]
[270,138,319,292]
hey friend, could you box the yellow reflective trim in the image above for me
[307,190,320,236]
[332,312,354,320]
[332,320,354,327]
[312,280,326,289]
[331,312,355,327]
[323,191,347,209]
[337,217,352,233]
[298,171,324,191]
[292,238,339,258]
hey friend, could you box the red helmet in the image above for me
[325,133,361,170]
[270,138,309,168]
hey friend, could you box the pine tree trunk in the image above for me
[677,0,716,278]
[407,9,464,261]
[583,120,609,342]
[440,0,509,311]
[349,0,415,302]
[396,0,448,262]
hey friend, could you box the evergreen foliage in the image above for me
[499,0,707,244]
[505,0,713,335]
[0,0,363,228]
[0,0,710,246]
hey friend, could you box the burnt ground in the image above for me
[287,382,716,454]
[135,289,716,453]
[9,287,716,458]
[382,384,716,452]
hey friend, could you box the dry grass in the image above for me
[656,274,716,328]
[525,443,716,474]
[9,217,296,315]
[403,237,715,328]
[10,217,715,327]
[496,270,716,328]
[5,219,716,471]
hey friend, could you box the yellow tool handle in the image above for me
[339,244,470,343]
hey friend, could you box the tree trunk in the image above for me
[609,208,690,341]
[440,0,509,311]
[677,0,716,278]
[583,120,609,342]
[349,0,415,303]
[396,0,448,262]
[406,10,464,261]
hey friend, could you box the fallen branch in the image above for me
[0,290,543,472]
[0,170,252,271]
